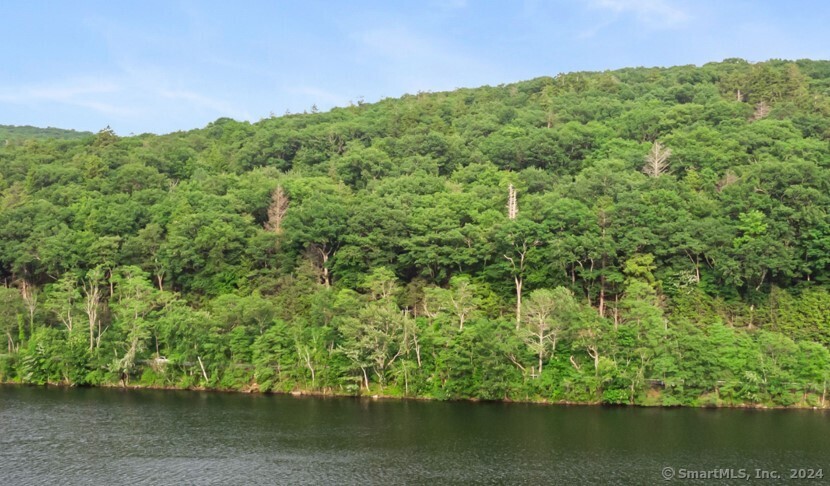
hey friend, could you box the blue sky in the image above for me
[2,0,829,135]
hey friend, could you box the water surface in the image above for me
[0,386,827,484]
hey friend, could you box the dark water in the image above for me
[0,386,828,485]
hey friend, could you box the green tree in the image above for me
[519,287,576,376]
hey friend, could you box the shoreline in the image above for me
[2,380,827,411]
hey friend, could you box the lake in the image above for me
[0,385,827,484]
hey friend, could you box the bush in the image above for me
[601,388,630,405]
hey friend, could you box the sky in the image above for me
[2,0,829,135]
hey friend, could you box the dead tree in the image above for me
[505,237,536,328]
[642,141,671,178]
[750,101,771,122]
[82,269,104,351]
[717,170,739,193]
[507,184,518,220]
[19,280,38,336]
[265,185,290,235]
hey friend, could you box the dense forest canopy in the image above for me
[2,59,830,407]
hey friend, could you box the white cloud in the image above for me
[0,78,136,116]
[0,65,251,133]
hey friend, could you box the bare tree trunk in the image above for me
[505,241,532,329]
[266,185,290,235]
[413,334,422,368]
[83,282,102,351]
[695,255,700,283]
[587,346,600,374]
[96,320,107,350]
[755,269,767,291]
[302,348,316,387]
[197,356,209,383]
[20,280,37,336]
[598,275,606,318]
[318,248,331,288]
[515,276,523,329]
[509,354,526,372]
[89,312,96,351]
[507,184,518,220]
[684,251,701,283]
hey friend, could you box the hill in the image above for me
[0,124,93,144]
[2,59,830,407]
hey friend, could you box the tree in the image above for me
[520,287,576,375]
[4,59,830,406]
[265,185,289,235]
[125,223,167,291]
[507,183,518,219]
[0,286,23,353]
[18,279,38,337]
[569,307,612,376]
[446,276,479,331]
[110,266,162,380]
[82,267,106,351]
[334,143,393,189]
[44,273,80,333]
[337,268,415,390]
[340,300,411,390]
[422,276,480,331]
[283,193,350,287]
[729,209,796,291]
[642,141,671,178]
[251,320,294,391]
[492,218,542,328]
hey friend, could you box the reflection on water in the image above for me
[0,386,827,484]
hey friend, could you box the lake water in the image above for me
[0,385,827,485]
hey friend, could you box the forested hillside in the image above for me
[0,125,93,144]
[3,59,830,407]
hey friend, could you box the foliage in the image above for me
[2,59,830,407]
